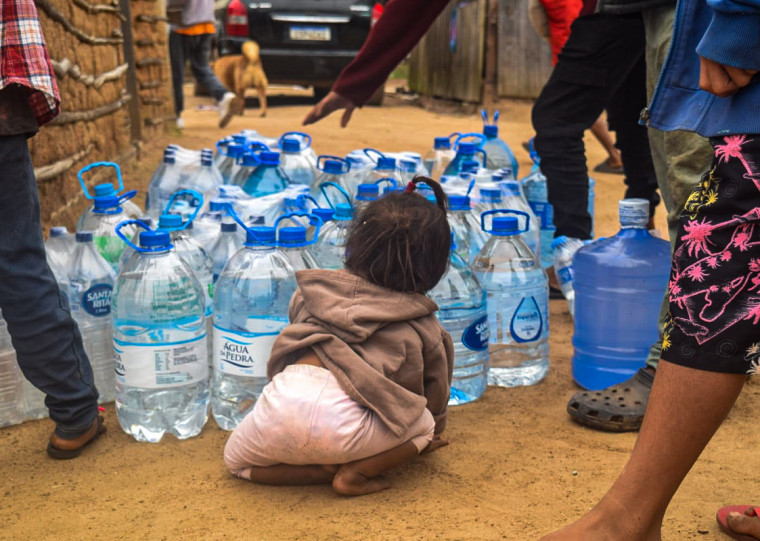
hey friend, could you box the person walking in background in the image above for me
[0,0,105,458]
[167,0,240,129]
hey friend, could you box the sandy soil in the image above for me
[1,86,758,541]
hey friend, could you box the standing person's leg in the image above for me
[187,34,240,128]
[0,135,103,458]
[532,13,646,241]
[590,116,623,171]
[169,30,187,119]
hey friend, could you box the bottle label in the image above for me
[528,202,555,231]
[114,335,208,389]
[509,296,544,343]
[462,315,489,351]
[556,265,574,286]
[214,319,287,377]
[81,284,113,317]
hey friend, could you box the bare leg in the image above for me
[257,86,267,117]
[542,360,746,540]
[590,115,622,168]
[246,464,337,486]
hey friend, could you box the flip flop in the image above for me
[717,505,760,541]
[592,159,624,175]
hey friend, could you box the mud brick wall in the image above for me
[30,0,173,232]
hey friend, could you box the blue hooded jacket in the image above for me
[645,0,760,137]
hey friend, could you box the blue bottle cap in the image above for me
[434,137,451,150]
[462,159,479,173]
[50,226,68,237]
[202,147,213,155]
[376,156,396,170]
[448,195,470,211]
[356,184,379,199]
[139,230,171,248]
[93,183,117,197]
[246,226,276,245]
[201,155,213,167]
[491,173,504,182]
[480,187,502,201]
[334,203,353,219]
[221,222,237,233]
[209,200,226,211]
[258,151,280,165]
[492,216,519,235]
[231,134,247,144]
[483,125,498,137]
[279,226,307,245]
[400,159,417,173]
[457,142,477,154]
[323,160,344,175]
[240,153,259,167]
[281,138,301,153]
[500,181,521,196]
[312,208,335,222]
[158,214,183,229]
[76,231,93,242]
[163,153,176,164]
[92,195,121,212]
[226,143,245,158]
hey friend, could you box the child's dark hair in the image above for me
[345,176,450,294]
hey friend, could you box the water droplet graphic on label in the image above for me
[510,296,542,343]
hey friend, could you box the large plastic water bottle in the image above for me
[551,236,584,317]
[237,151,290,197]
[187,153,223,203]
[444,135,487,176]
[275,212,322,271]
[571,199,670,390]
[279,137,315,186]
[68,231,116,403]
[215,142,245,184]
[212,225,296,430]
[113,220,209,442]
[192,199,228,251]
[0,310,24,427]
[77,163,139,272]
[399,158,418,184]
[344,151,373,192]
[146,150,187,219]
[429,234,489,406]
[362,149,401,193]
[481,110,519,176]
[499,181,541,260]
[472,211,549,387]
[278,131,317,167]
[77,164,143,231]
[312,156,352,201]
[423,136,456,180]
[354,183,379,214]
[310,202,353,270]
[209,222,243,283]
[46,226,75,276]
[447,195,477,261]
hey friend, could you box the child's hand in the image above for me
[422,434,450,454]
[699,57,758,98]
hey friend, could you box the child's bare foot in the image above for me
[421,434,449,454]
[332,466,391,496]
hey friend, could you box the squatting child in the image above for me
[224,177,454,496]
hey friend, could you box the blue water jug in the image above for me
[113,220,209,442]
[212,218,296,430]
[279,136,315,186]
[239,150,290,197]
[481,110,519,176]
[310,199,353,270]
[571,199,671,390]
[429,233,489,406]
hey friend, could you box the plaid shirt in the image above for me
[0,0,60,127]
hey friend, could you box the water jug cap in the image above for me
[448,195,470,210]
[491,173,504,182]
[93,183,117,197]
[550,235,568,250]
[376,156,396,170]
[500,181,521,196]
[335,203,353,219]
[240,153,259,166]
[50,226,68,237]
[619,198,650,228]
[76,231,93,242]
[259,151,280,165]
[312,207,335,222]
[139,230,171,249]
[221,222,237,233]
[462,160,479,173]
[281,138,301,152]
[480,187,502,201]
[457,142,477,154]
[232,134,247,144]
[483,125,498,137]
[201,155,213,167]
[209,199,226,211]
[246,226,276,245]
[202,147,213,155]
[279,226,307,244]
[356,184,379,198]
[158,214,184,229]
[163,153,176,164]
[400,159,417,173]
[492,216,519,235]
[323,159,344,175]
[434,137,451,150]
[92,195,121,212]
[227,143,245,157]
[501,166,514,176]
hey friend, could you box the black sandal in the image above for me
[566,368,654,432]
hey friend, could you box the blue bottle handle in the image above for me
[362,148,385,164]
[374,177,398,190]
[448,131,461,141]
[527,137,540,165]
[316,155,351,174]
[319,181,352,211]
[115,219,170,253]
[278,131,312,150]
[215,138,232,156]
[480,209,530,234]
[295,194,321,211]
[454,132,486,149]
[162,189,203,229]
[275,212,323,246]
[77,161,124,200]
[218,203,269,246]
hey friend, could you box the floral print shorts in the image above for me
[661,135,760,375]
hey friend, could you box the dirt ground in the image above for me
[1,86,758,541]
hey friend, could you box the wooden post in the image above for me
[482,0,499,108]
[119,0,143,142]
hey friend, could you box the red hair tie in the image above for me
[404,181,416,193]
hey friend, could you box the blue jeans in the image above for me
[0,135,98,433]
[169,31,230,116]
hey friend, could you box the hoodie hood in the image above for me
[295,269,439,344]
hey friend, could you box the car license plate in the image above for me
[289,25,331,41]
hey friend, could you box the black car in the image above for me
[217,0,385,103]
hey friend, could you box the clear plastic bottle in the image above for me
[354,183,379,214]
[146,151,187,220]
[192,199,227,251]
[423,136,456,180]
[551,235,585,317]
[235,151,290,197]
[468,187,504,261]
[216,142,245,184]
[117,216,154,271]
[312,156,352,203]
[45,226,75,277]
[572,199,671,390]
[0,309,24,427]
[443,140,487,176]
[77,178,143,231]
[68,231,117,403]
[499,181,542,260]
[363,154,402,193]
[278,131,317,168]
[429,235,489,406]
[482,116,519,176]
[344,151,373,192]
[399,158,418,184]
[447,195,476,261]
[113,222,209,442]
[472,211,549,387]
[188,153,223,203]
[209,222,243,283]
[275,213,322,272]
[212,226,296,430]
[310,202,353,270]
[279,137,315,186]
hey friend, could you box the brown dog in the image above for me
[213,40,268,117]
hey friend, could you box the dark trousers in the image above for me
[169,31,229,116]
[0,135,98,430]
[532,13,659,240]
